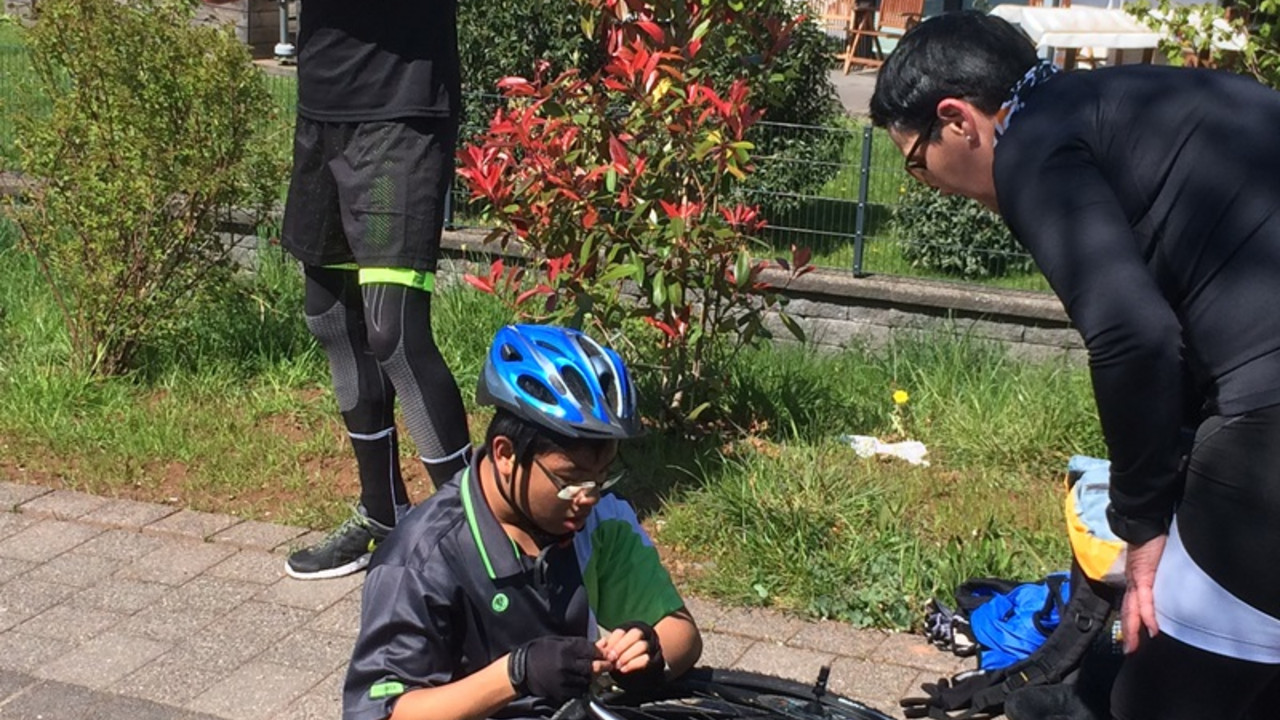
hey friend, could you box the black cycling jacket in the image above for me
[993,65,1280,544]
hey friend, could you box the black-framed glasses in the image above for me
[904,116,939,180]
[533,456,625,500]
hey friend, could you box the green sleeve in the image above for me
[577,494,685,629]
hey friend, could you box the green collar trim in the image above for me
[459,466,498,580]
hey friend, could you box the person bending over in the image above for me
[870,12,1280,720]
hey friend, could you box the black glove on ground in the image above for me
[508,635,596,703]
[610,620,666,695]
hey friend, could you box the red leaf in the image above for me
[463,274,495,294]
[643,316,679,339]
[608,135,629,169]
[516,286,553,306]
[547,253,572,284]
[635,20,666,45]
[495,76,536,97]
[793,246,812,268]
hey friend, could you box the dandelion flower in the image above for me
[893,389,910,405]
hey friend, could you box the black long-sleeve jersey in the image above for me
[993,65,1280,544]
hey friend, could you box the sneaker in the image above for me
[285,507,392,580]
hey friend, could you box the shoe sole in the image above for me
[283,552,371,581]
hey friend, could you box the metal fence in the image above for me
[0,39,1048,292]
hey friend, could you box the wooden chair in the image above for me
[844,0,925,72]
[808,1,858,71]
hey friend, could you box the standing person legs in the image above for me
[334,115,471,488]
[279,116,470,579]
[360,279,470,488]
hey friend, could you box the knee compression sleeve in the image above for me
[304,266,395,431]
[305,266,407,525]
[360,280,470,487]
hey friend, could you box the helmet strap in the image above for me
[489,453,568,548]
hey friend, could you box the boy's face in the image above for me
[496,438,620,536]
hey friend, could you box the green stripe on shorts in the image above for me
[358,268,436,292]
[369,680,406,699]
[323,262,359,272]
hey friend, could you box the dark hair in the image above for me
[869,11,1040,135]
[483,408,607,472]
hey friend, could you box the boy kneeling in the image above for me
[344,324,703,720]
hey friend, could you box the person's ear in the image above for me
[936,98,982,146]
[491,435,517,479]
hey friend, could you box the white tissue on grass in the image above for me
[840,434,930,466]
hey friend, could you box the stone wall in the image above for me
[2,1,33,21]
[436,229,1086,365]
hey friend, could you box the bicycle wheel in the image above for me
[597,666,897,720]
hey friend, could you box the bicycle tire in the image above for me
[598,666,897,720]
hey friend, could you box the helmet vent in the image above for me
[517,375,557,406]
[534,339,565,358]
[600,370,618,409]
[500,343,523,362]
[559,365,593,407]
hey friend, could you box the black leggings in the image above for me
[304,266,470,506]
[1111,403,1280,720]
[1112,632,1280,720]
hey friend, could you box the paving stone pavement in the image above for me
[0,483,972,720]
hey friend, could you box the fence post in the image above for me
[852,124,873,277]
[444,179,456,230]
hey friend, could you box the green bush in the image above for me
[456,1,845,218]
[9,0,286,376]
[1129,0,1280,88]
[457,0,598,143]
[891,182,1035,279]
[704,2,847,217]
[457,0,816,428]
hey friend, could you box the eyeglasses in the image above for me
[533,456,625,500]
[904,116,939,181]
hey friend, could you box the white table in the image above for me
[989,5,1162,68]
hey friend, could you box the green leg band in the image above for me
[358,267,436,293]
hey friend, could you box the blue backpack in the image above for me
[964,573,1070,670]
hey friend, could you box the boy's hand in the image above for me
[508,636,603,703]
[598,621,665,693]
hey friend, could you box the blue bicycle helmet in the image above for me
[476,324,642,439]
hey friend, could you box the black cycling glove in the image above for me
[610,620,666,695]
[507,635,596,703]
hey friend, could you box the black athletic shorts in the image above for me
[281,115,458,273]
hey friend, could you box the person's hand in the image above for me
[1121,534,1167,654]
[507,635,602,703]
[598,621,665,693]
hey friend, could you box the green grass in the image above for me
[1,215,1102,629]
[659,445,1068,627]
